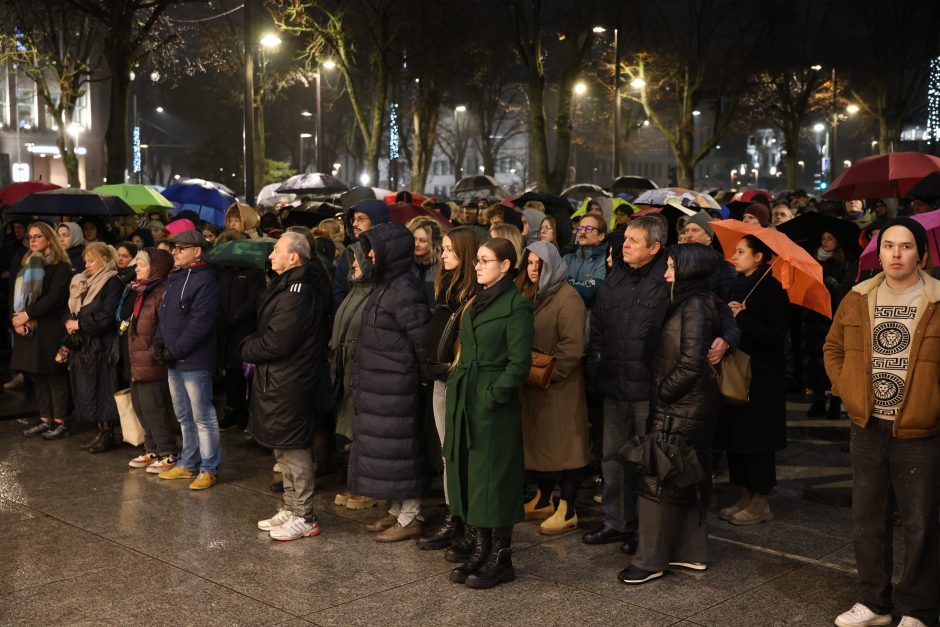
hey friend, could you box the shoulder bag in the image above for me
[527,350,555,389]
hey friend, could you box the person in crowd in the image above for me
[149,220,166,244]
[126,248,179,473]
[538,215,558,247]
[909,195,935,215]
[330,242,378,511]
[56,222,86,273]
[444,237,532,589]
[489,224,525,266]
[741,203,770,228]
[563,213,608,308]
[244,232,329,541]
[81,218,112,245]
[200,223,220,244]
[618,243,722,585]
[15,222,72,439]
[461,202,479,227]
[804,230,858,419]
[64,242,123,452]
[718,234,789,525]
[825,218,939,627]
[130,228,155,251]
[225,202,263,238]
[419,226,483,552]
[520,201,546,246]
[348,223,431,542]
[612,203,633,234]
[407,216,444,309]
[334,199,390,309]
[259,213,284,239]
[214,230,264,431]
[842,199,874,228]
[113,241,140,391]
[771,202,794,226]
[313,217,346,258]
[155,239,173,253]
[680,212,736,303]
[153,230,221,490]
[789,189,809,213]
[517,241,590,536]
[484,204,525,232]
[115,242,138,274]
[115,216,137,241]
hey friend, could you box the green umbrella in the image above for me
[204,238,277,269]
[92,183,174,214]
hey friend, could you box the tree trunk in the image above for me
[547,77,575,193]
[409,87,442,192]
[104,54,131,183]
[783,124,800,190]
[878,116,902,154]
[55,131,81,188]
[254,102,266,186]
[526,77,552,193]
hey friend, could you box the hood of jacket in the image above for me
[521,208,545,244]
[344,200,390,243]
[225,202,260,231]
[666,243,717,305]
[358,222,413,282]
[345,241,375,283]
[527,240,568,301]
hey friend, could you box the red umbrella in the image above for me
[730,188,773,203]
[824,152,940,200]
[0,181,61,206]
[388,203,452,232]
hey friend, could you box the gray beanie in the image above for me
[685,210,714,238]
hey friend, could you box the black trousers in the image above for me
[34,373,70,421]
[131,380,178,456]
[727,451,776,494]
[850,419,940,624]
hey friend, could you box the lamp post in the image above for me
[243,0,255,201]
[299,133,312,171]
[314,59,336,173]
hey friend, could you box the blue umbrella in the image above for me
[162,181,236,226]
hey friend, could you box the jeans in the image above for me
[850,419,940,624]
[601,398,649,534]
[167,369,220,474]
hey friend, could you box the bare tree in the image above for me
[437,108,474,181]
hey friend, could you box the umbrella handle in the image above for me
[742,258,778,305]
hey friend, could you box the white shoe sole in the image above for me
[270,526,321,541]
[619,571,664,584]
[834,614,892,627]
[669,562,707,571]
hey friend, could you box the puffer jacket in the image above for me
[154,263,219,372]
[348,223,431,500]
[128,281,168,382]
[241,262,328,449]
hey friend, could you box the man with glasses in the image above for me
[563,213,608,308]
[154,230,221,490]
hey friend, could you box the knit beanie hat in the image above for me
[744,202,770,227]
[686,210,714,238]
[877,217,928,262]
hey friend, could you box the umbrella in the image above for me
[162,180,237,227]
[730,188,773,203]
[452,174,506,196]
[204,238,277,270]
[610,175,658,197]
[620,431,705,489]
[776,212,862,258]
[283,201,343,228]
[635,204,696,246]
[0,181,61,206]
[92,184,174,214]
[275,172,348,196]
[857,209,940,274]
[562,183,610,201]
[256,182,295,207]
[388,203,452,232]
[383,192,427,206]
[10,188,135,217]
[906,171,940,199]
[635,187,720,210]
[824,152,940,200]
[711,219,832,318]
[509,192,574,250]
[340,186,394,210]
[181,178,236,196]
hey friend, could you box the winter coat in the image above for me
[128,281,168,382]
[66,245,85,274]
[640,243,721,505]
[241,263,328,449]
[802,253,858,392]
[824,269,940,439]
[718,266,790,454]
[348,223,431,500]
[69,276,123,423]
[333,202,390,311]
[154,263,219,372]
[412,258,439,311]
[521,242,591,472]
[563,244,607,308]
[217,266,264,368]
[709,250,737,304]
[10,261,70,376]
[444,285,534,528]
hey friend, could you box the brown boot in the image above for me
[365,514,398,532]
[719,488,751,521]
[523,490,555,521]
[730,493,773,526]
[375,519,423,543]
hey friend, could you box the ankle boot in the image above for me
[89,426,115,454]
[465,526,515,589]
[539,499,578,535]
[719,488,751,521]
[523,489,555,521]
[445,519,475,563]
[450,527,491,583]
[417,512,459,550]
[80,430,106,450]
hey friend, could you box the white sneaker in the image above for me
[669,561,707,571]
[269,514,321,542]
[834,603,892,627]
[897,618,927,627]
[257,508,292,531]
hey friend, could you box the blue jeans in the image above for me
[167,369,220,475]
[601,398,649,534]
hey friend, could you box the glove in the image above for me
[153,345,178,367]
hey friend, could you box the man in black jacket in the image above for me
[242,232,329,542]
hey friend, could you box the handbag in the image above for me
[526,350,555,389]
[114,388,145,446]
[428,303,465,377]
[711,349,751,405]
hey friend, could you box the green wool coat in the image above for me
[444,287,533,528]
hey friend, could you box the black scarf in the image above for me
[470,274,515,319]
[729,263,772,302]
[669,276,711,306]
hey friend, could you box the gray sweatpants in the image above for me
[273,447,317,522]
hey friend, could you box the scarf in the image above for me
[132,276,166,320]
[13,252,47,312]
[816,247,833,262]
[68,263,118,315]
[470,274,515,319]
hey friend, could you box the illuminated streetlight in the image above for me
[150,71,160,82]
[813,122,825,133]
[455,105,467,113]
[155,106,164,113]
[67,123,83,138]
[573,81,587,95]
[259,33,282,48]
[810,64,822,71]
[692,110,701,116]
[846,104,860,114]
[360,172,371,186]
[592,26,606,33]
[321,59,337,70]
[843,159,852,167]
[299,132,312,138]
[630,77,646,89]
[301,111,312,117]
[642,119,650,127]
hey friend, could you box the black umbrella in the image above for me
[275,173,348,196]
[510,192,575,251]
[611,175,658,197]
[620,430,705,490]
[907,171,940,199]
[453,174,506,195]
[561,183,610,201]
[283,201,343,228]
[11,188,135,217]
[776,212,862,257]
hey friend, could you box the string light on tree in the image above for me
[389,103,400,159]
[928,56,940,142]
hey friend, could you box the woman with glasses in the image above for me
[538,216,558,247]
[563,213,608,308]
[444,237,533,589]
[15,223,73,439]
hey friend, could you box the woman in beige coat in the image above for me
[517,240,591,535]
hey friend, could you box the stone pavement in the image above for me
[0,395,892,627]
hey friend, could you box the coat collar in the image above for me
[470,286,515,327]
[852,268,940,304]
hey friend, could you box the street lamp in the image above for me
[259,33,281,48]
[313,59,336,172]
[846,104,860,115]
[455,105,467,113]
[573,81,587,95]
[299,132,312,171]
[630,77,646,89]
[155,106,164,113]
[751,168,759,186]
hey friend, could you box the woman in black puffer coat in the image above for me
[625,243,721,582]
[349,223,431,542]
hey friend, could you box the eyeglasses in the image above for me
[540,225,553,231]
[171,245,194,253]
[28,234,47,241]
[474,258,498,268]
[576,225,599,233]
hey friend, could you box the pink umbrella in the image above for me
[857,209,940,273]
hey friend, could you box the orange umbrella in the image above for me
[710,219,832,319]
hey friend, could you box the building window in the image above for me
[46,87,91,132]
[15,70,37,130]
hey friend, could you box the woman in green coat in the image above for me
[444,237,533,590]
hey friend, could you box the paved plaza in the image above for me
[0,394,887,626]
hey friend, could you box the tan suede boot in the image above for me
[538,499,578,536]
[523,490,555,521]
[719,488,751,521]
[730,493,773,526]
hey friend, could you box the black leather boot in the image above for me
[417,512,459,550]
[444,519,475,563]
[465,526,515,589]
[79,430,105,450]
[450,527,491,583]
[89,424,115,454]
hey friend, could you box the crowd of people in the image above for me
[2,189,938,624]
